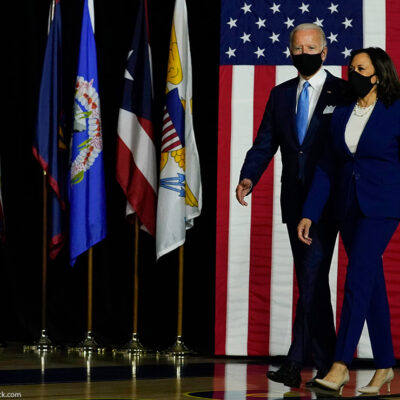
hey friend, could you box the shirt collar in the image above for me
[299,68,327,90]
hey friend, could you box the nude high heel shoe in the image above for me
[315,370,350,395]
[358,368,394,394]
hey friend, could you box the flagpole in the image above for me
[114,215,146,355]
[28,172,56,351]
[25,0,58,353]
[177,245,184,337]
[41,4,55,342]
[41,172,48,332]
[164,245,192,356]
[79,247,102,352]
[68,0,106,355]
[133,216,139,335]
[25,172,55,352]
[88,247,93,332]
[47,0,56,30]
[69,247,105,354]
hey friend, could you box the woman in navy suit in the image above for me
[298,47,400,394]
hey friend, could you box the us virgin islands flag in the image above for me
[69,0,106,266]
[156,0,202,259]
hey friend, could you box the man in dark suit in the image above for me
[236,23,345,388]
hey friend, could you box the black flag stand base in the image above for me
[24,329,57,352]
[112,333,147,355]
[162,335,194,357]
[68,331,105,355]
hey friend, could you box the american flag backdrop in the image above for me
[216,0,400,357]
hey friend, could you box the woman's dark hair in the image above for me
[347,47,400,107]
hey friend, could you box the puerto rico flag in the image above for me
[116,0,156,235]
[216,0,400,357]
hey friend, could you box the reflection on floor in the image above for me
[0,344,399,399]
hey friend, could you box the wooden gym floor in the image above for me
[0,343,399,399]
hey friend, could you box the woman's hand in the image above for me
[297,218,313,245]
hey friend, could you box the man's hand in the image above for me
[235,178,253,206]
[297,218,313,245]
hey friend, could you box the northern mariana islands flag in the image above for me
[69,0,107,266]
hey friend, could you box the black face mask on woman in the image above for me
[348,70,377,98]
[292,51,323,77]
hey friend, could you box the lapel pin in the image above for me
[327,90,332,94]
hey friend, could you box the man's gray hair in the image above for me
[289,23,327,51]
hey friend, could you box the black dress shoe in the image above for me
[266,361,301,388]
[305,369,329,388]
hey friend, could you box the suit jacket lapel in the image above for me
[340,102,356,156]
[337,101,382,156]
[353,100,383,154]
[302,73,334,147]
[287,78,299,145]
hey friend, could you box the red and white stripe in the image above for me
[216,0,400,357]
[116,110,157,236]
[161,108,183,152]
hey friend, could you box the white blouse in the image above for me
[344,102,376,154]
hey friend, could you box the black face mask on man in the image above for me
[348,70,377,98]
[292,51,324,77]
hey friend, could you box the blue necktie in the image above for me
[296,81,310,145]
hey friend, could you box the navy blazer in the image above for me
[240,70,346,223]
[303,99,400,222]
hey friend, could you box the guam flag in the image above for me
[156,0,202,259]
[32,0,67,259]
[69,0,106,266]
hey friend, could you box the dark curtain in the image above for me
[4,0,220,354]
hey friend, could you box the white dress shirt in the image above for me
[296,68,327,129]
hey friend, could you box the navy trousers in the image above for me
[336,189,398,368]
[286,220,337,371]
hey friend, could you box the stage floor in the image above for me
[0,344,399,399]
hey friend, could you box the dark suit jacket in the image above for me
[240,70,346,223]
[303,99,400,222]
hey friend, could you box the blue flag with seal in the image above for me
[33,0,67,259]
[69,0,106,266]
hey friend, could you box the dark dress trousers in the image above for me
[240,70,346,370]
[303,100,400,367]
